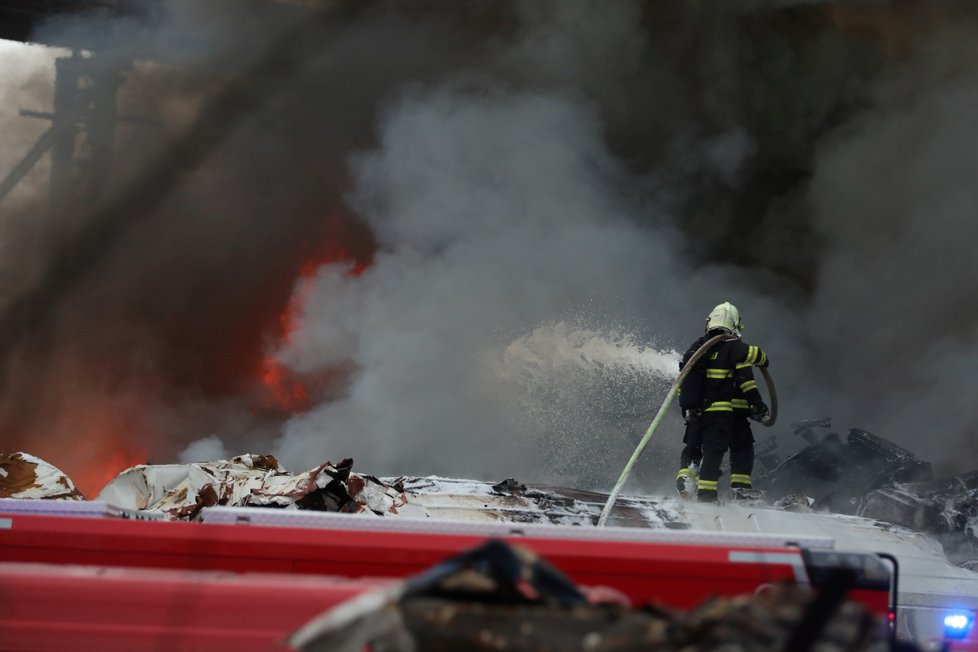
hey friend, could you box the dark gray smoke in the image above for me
[1,0,976,494]
[807,29,978,476]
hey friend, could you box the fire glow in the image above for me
[50,407,150,499]
[260,250,367,414]
[72,448,148,500]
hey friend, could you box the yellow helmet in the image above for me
[705,302,743,335]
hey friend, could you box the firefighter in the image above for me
[676,366,765,498]
[675,302,769,502]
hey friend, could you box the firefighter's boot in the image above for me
[696,477,718,503]
[676,464,699,499]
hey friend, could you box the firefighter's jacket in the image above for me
[678,332,768,414]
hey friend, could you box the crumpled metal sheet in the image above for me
[0,452,85,500]
[860,473,978,569]
[96,454,408,520]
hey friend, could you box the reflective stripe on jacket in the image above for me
[678,333,768,414]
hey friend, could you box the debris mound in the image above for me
[757,422,932,514]
[860,472,978,569]
[96,454,407,520]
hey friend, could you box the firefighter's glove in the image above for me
[683,409,701,425]
[749,402,770,424]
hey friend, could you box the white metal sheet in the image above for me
[199,506,835,549]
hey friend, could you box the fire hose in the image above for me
[596,335,777,527]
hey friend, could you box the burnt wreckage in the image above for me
[754,419,978,569]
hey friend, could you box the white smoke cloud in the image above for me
[269,75,809,489]
[272,87,693,485]
[178,433,228,464]
[264,1,831,490]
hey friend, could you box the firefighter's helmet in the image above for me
[705,302,743,335]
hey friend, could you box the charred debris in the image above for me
[755,419,933,513]
[754,419,978,569]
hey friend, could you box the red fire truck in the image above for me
[0,499,899,651]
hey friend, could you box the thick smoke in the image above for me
[178,433,227,464]
[273,88,694,485]
[2,0,978,494]
[807,31,978,474]
[270,2,814,488]
[0,1,486,493]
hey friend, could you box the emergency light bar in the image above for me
[944,612,975,639]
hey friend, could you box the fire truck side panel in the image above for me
[0,562,388,652]
[0,513,822,610]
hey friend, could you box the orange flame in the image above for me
[69,447,148,499]
[260,357,311,412]
[259,249,367,414]
[30,404,150,499]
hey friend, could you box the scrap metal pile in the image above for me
[755,421,934,514]
[0,449,688,528]
[69,453,681,527]
[754,419,978,570]
[861,474,978,571]
[95,454,409,521]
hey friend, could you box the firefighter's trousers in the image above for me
[680,422,702,470]
[730,414,755,487]
[696,413,755,501]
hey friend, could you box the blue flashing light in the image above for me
[943,612,974,640]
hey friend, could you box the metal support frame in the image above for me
[0,52,126,215]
